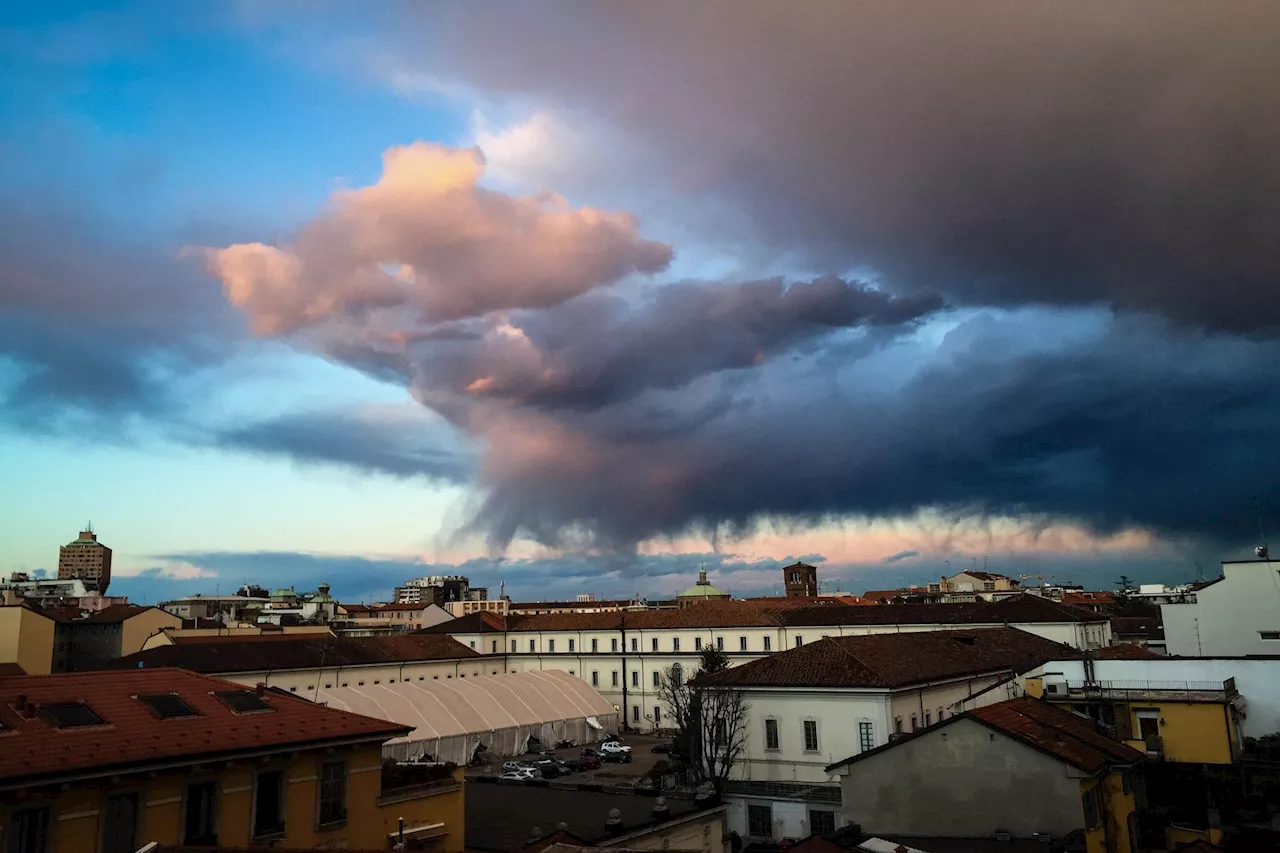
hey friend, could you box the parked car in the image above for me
[502,761,538,774]
[572,754,601,770]
[600,741,633,758]
[581,747,601,759]
[650,742,673,754]
[499,769,537,782]
[532,758,565,778]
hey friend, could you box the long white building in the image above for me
[423,594,1111,732]
[1162,557,1280,656]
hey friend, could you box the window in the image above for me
[612,671,619,687]
[183,781,218,845]
[632,671,639,686]
[695,637,703,651]
[318,759,347,826]
[765,718,780,750]
[859,721,874,752]
[469,641,476,649]
[511,640,517,653]
[548,639,555,652]
[739,636,747,651]
[763,636,771,651]
[591,671,599,686]
[716,636,724,651]
[632,705,640,722]
[673,638,680,652]
[924,711,932,726]
[747,804,773,838]
[671,663,684,686]
[569,639,575,652]
[1137,710,1160,741]
[491,640,497,653]
[653,671,661,687]
[529,639,536,652]
[10,807,49,853]
[803,719,819,752]
[795,635,804,648]
[983,581,995,591]
[1082,786,1102,829]
[937,706,944,722]
[41,701,104,727]
[911,714,918,732]
[1261,631,1280,640]
[102,793,139,853]
[631,638,638,652]
[652,638,659,652]
[252,770,285,839]
[214,690,271,714]
[654,706,661,723]
[612,639,619,652]
[592,638,599,653]
[809,809,836,837]
[138,694,197,719]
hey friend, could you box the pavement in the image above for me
[468,732,675,785]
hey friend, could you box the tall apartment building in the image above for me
[57,529,113,593]
[394,575,470,605]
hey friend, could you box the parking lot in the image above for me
[467,732,674,784]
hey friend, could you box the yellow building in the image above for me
[0,667,464,852]
[1029,675,1242,764]
[0,605,55,675]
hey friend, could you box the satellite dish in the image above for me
[1257,545,1270,559]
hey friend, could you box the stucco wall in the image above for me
[1162,560,1280,656]
[838,718,1085,838]
[0,606,54,675]
[121,608,184,657]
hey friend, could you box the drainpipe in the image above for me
[620,612,629,732]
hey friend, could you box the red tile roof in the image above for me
[418,611,510,634]
[700,627,1076,689]
[1094,643,1163,660]
[0,668,409,788]
[969,697,1144,772]
[113,633,479,674]
[1062,591,1118,607]
[32,604,173,624]
[0,663,26,677]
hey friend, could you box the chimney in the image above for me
[605,808,625,837]
[255,682,266,698]
[22,700,36,719]
[10,694,25,711]
[651,797,671,820]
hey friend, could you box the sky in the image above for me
[3,1,1279,605]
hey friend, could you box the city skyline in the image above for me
[3,3,1278,605]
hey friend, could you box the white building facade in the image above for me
[1162,558,1280,656]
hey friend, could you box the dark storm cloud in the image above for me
[404,2,1280,331]
[882,550,919,564]
[218,409,472,482]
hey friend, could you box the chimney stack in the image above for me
[10,694,25,711]
[255,682,266,698]
[605,808,625,837]
[652,797,671,820]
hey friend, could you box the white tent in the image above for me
[313,669,619,765]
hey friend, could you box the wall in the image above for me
[1116,701,1236,764]
[1029,657,1280,738]
[887,674,1003,734]
[214,655,505,696]
[1162,560,1280,656]
[0,606,54,675]
[607,807,726,853]
[837,718,1086,839]
[1,744,464,852]
[734,689,892,784]
[121,609,183,657]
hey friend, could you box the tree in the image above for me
[655,644,749,794]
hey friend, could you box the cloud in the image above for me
[882,550,919,564]
[384,2,1280,332]
[200,142,673,335]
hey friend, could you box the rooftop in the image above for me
[827,697,1143,774]
[700,627,1075,689]
[0,668,408,788]
[114,633,480,674]
[419,611,509,634]
[33,603,166,624]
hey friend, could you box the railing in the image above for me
[379,762,462,805]
[1065,679,1234,702]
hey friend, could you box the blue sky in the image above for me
[2,2,1276,604]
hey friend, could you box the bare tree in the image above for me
[656,646,749,793]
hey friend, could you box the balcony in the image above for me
[378,761,463,806]
[1064,678,1236,704]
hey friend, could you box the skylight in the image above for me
[137,693,198,719]
[42,701,105,728]
[213,690,272,714]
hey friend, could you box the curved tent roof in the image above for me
[313,669,614,745]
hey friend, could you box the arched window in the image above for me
[671,663,684,686]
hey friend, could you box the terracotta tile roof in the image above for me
[860,588,915,602]
[700,627,1076,689]
[113,633,479,674]
[418,611,510,633]
[509,599,633,611]
[1062,591,1118,606]
[0,668,409,788]
[828,697,1141,774]
[0,663,26,677]
[32,604,167,624]
[1110,616,1164,639]
[969,697,1144,772]
[956,571,1014,582]
[771,594,1103,627]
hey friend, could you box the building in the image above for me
[56,528,113,592]
[158,592,271,624]
[40,604,182,672]
[141,623,333,650]
[467,784,726,853]
[0,667,464,851]
[423,595,1112,733]
[1162,557,1279,656]
[0,605,55,675]
[446,597,510,618]
[510,599,631,616]
[336,602,454,633]
[1110,615,1166,654]
[0,575,128,611]
[396,575,471,606]
[783,562,818,597]
[825,697,1144,853]
[862,570,1021,605]
[114,632,487,694]
[676,571,731,607]
[697,628,1078,840]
